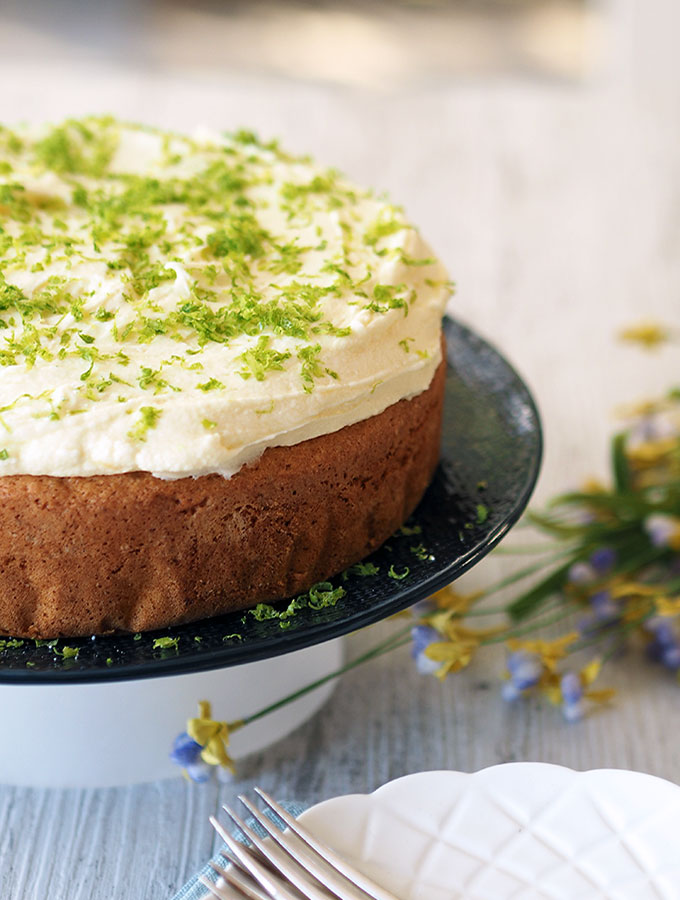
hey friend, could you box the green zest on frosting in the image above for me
[0,117,451,478]
[127,405,162,441]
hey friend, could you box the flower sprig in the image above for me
[170,701,242,782]
[172,325,680,781]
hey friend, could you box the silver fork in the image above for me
[199,787,400,900]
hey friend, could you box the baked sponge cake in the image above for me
[0,117,451,638]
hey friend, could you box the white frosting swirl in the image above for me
[0,119,451,478]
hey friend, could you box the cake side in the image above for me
[0,354,445,638]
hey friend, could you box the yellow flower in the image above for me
[581,478,607,495]
[541,658,615,708]
[609,582,660,599]
[585,688,616,704]
[429,585,482,614]
[506,632,579,673]
[187,700,242,773]
[423,621,497,679]
[655,596,680,617]
[619,321,672,349]
[424,635,479,679]
[580,659,616,705]
[606,581,659,622]
[626,437,677,468]
[580,657,603,687]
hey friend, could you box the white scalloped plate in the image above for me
[296,765,680,899]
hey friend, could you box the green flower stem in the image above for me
[464,595,572,619]
[600,618,650,664]
[240,627,412,727]
[493,543,572,556]
[463,605,526,618]
[613,545,670,576]
[481,604,580,647]
[662,577,680,593]
[472,548,578,603]
[571,614,649,661]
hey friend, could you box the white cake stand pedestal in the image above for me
[0,637,343,788]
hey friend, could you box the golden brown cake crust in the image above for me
[0,357,445,639]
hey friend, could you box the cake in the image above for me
[0,117,451,638]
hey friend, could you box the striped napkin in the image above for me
[171,802,307,900]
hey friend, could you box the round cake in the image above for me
[0,117,451,638]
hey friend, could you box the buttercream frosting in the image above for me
[0,118,451,478]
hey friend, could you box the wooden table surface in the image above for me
[1,1,679,897]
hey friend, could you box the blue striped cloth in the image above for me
[171,802,307,900]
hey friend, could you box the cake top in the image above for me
[0,117,451,477]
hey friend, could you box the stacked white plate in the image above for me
[288,765,680,899]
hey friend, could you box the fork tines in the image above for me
[207,788,399,900]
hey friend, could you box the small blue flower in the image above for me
[560,672,584,722]
[590,547,616,573]
[170,731,203,767]
[578,591,619,638]
[411,625,439,656]
[411,598,436,615]
[567,562,596,585]
[644,617,680,669]
[562,699,585,722]
[590,591,619,621]
[560,671,583,704]
[410,625,441,675]
[501,680,523,702]
[662,644,680,669]
[577,614,598,638]
[644,514,680,549]
[506,650,542,691]
[186,759,212,783]
[646,617,675,645]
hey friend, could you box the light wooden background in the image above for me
[0,1,679,897]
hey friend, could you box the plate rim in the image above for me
[297,763,680,894]
[300,762,680,816]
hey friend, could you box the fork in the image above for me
[199,787,400,900]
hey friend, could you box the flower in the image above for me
[187,700,238,770]
[506,633,579,673]
[501,650,543,702]
[590,547,616,573]
[186,759,213,783]
[506,650,543,689]
[165,337,680,766]
[422,628,480,679]
[560,672,584,722]
[655,596,680,617]
[429,585,481,614]
[645,617,680,669]
[619,321,672,349]
[169,731,203,768]
[409,584,478,617]
[409,583,501,681]
[567,562,596,585]
[501,637,613,722]
[170,700,242,782]
[644,513,680,550]
[577,592,617,636]
[410,625,442,675]
[590,591,618,619]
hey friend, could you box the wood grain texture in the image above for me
[1,0,680,897]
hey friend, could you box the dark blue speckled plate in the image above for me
[0,317,541,684]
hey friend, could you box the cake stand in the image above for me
[0,318,542,787]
